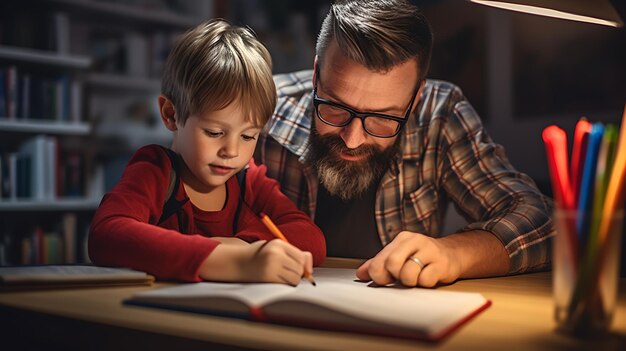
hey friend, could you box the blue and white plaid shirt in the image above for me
[255,69,553,273]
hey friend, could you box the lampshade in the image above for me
[469,0,624,27]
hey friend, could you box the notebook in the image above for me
[0,265,154,291]
[124,268,490,341]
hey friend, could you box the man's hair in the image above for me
[316,0,433,80]
[161,19,276,126]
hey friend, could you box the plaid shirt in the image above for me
[255,69,553,273]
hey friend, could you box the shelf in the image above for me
[86,73,160,92]
[48,0,201,29]
[0,198,101,211]
[0,118,90,135]
[0,46,91,69]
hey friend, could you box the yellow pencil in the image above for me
[259,212,317,286]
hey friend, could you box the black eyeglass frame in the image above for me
[312,67,421,138]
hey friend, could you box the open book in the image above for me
[0,265,154,291]
[124,268,490,341]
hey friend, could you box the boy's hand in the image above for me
[211,237,249,246]
[242,240,313,286]
[200,239,313,286]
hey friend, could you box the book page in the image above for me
[266,281,487,335]
[259,268,489,338]
[312,267,362,283]
[129,281,296,308]
[129,268,359,307]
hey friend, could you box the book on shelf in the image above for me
[0,137,93,200]
[62,213,77,263]
[125,268,491,342]
[5,65,17,118]
[0,67,80,121]
[0,265,154,291]
[17,135,56,200]
[0,212,87,266]
[0,153,5,199]
[0,10,69,51]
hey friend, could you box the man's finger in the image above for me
[384,233,430,279]
[356,259,372,281]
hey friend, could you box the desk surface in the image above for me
[0,258,625,351]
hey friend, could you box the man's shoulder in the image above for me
[273,69,314,98]
[414,79,469,120]
[422,79,465,102]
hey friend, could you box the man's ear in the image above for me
[158,95,177,131]
[411,80,427,113]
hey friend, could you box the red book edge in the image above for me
[251,299,492,343]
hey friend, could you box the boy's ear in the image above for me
[158,95,177,131]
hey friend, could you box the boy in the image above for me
[88,19,326,285]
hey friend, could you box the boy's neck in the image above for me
[183,181,227,212]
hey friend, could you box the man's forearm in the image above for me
[440,230,510,278]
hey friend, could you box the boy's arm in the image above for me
[234,160,326,266]
[88,145,222,282]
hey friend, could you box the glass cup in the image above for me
[552,208,624,337]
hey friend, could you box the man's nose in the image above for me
[339,118,367,149]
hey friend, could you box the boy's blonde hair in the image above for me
[162,19,276,127]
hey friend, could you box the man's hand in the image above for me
[356,230,509,287]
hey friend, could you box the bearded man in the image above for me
[255,0,553,287]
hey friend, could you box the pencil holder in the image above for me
[552,208,624,337]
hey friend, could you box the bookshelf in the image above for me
[0,117,90,135]
[0,0,211,266]
[0,46,90,69]
[46,0,202,28]
[86,73,160,92]
[0,199,100,212]
[0,41,96,265]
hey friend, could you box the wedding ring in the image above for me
[407,256,425,269]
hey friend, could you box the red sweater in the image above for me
[89,145,326,282]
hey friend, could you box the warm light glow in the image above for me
[471,0,622,27]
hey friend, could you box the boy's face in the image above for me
[173,102,261,192]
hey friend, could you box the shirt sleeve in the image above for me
[441,99,554,274]
[88,145,220,282]
[234,160,326,266]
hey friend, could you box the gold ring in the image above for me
[407,256,425,269]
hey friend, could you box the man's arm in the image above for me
[359,86,552,287]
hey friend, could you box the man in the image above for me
[255,0,553,287]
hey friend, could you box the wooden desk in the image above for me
[1,258,625,351]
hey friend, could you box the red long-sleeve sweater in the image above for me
[88,145,325,282]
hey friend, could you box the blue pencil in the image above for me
[575,123,604,248]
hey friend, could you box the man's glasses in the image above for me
[313,68,420,138]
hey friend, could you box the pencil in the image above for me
[259,212,317,286]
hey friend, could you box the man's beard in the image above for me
[307,128,400,201]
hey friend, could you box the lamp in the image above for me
[469,0,624,27]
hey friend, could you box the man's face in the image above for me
[309,40,421,200]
